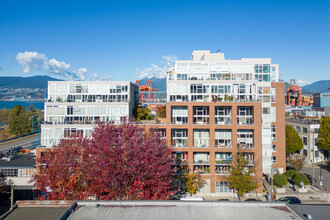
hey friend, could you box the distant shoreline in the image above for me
[0,101,45,110]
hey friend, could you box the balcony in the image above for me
[215,166,232,175]
[193,165,210,174]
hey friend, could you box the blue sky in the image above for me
[0,0,329,85]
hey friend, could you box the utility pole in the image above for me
[270,167,274,201]
[10,182,14,209]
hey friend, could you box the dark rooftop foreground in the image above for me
[0,154,35,168]
[5,207,68,220]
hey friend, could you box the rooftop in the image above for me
[1,200,305,220]
[0,154,35,168]
[285,118,320,125]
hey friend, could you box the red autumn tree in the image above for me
[32,122,175,200]
[32,138,90,200]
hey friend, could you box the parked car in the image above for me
[304,173,317,183]
[278,196,301,204]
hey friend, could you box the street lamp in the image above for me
[32,114,41,145]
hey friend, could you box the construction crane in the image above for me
[135,80,159,105]
[287,79,302,106]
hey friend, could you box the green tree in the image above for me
[173,158,205,197]
[133,106,151,122]
[273,173,288,188]
[182,173,205,196]
[293,173,310,188]
[285,169,297,179]
[285,125,303,154]
[228,153,258,200]
[8,105,42,136]
[316,117,330,151]
[9,105,31,135]
[0,108,10,124]
[156,106,166,118]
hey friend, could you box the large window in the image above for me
[215,107,231,125]
[193,152,210,174]
[171,106,188,124]
[171,129,188,148]
[193,129,210,148]
[303,127,308,133]
[215,182,232,193]
[237,106,253,125]
[237,129,254,149]
[303,136,308,145]
[215,129,232,148]
[193,106,209,125]
[211,85,231,93]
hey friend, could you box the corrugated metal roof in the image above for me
[67,201,302,220]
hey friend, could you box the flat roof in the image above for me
[67,201,302,220]
[0,154,35,168]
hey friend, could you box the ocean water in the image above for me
[0,101,45,110]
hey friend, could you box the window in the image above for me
[0,169,18,177]
[272,156,277,164]
[151,129,166,139]
[303,127,308,133]
[193,129,210,148]
[237,106,253,125]
[237,129,254,148]
[215,152,232,165]
[171,106,188,124]
[263,107,270,114]
[272,145,276,152]
[215,130,232,148]
[271,126,276,141]
[215,107,231,125]
[193,152,210,174]
[171,129,188,148]
[303,136,308,145]
[215,182,232,193]
[177,74,187,80]
[193,106,209,125]
[296,126,300,132]
[211,85,231,93]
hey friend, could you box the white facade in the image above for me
[41,81,138,147]
[167,50,280,174]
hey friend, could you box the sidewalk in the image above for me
[263,177,330,204]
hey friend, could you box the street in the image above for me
[301,164,330,191]
[0,134,38,151]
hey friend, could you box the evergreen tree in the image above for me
[316,117,330,151]
[285,125,303,154]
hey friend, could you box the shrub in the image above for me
[285,169,297,179]
[293,173,310,188]
[273,173,288,188]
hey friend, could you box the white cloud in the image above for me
[91,73,112,81]
[297,80,309,85]
[16,51,47,73]
[16,51,88,80]
[137,55,177,79]
[77,67,87,81]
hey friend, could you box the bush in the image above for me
[285,169,297,179]
[293,173,310,188]
[273,173,288,188]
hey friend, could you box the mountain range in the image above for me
[0,75,328,94]
[0,75,62,89]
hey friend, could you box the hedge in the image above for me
[285,169,297,179]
